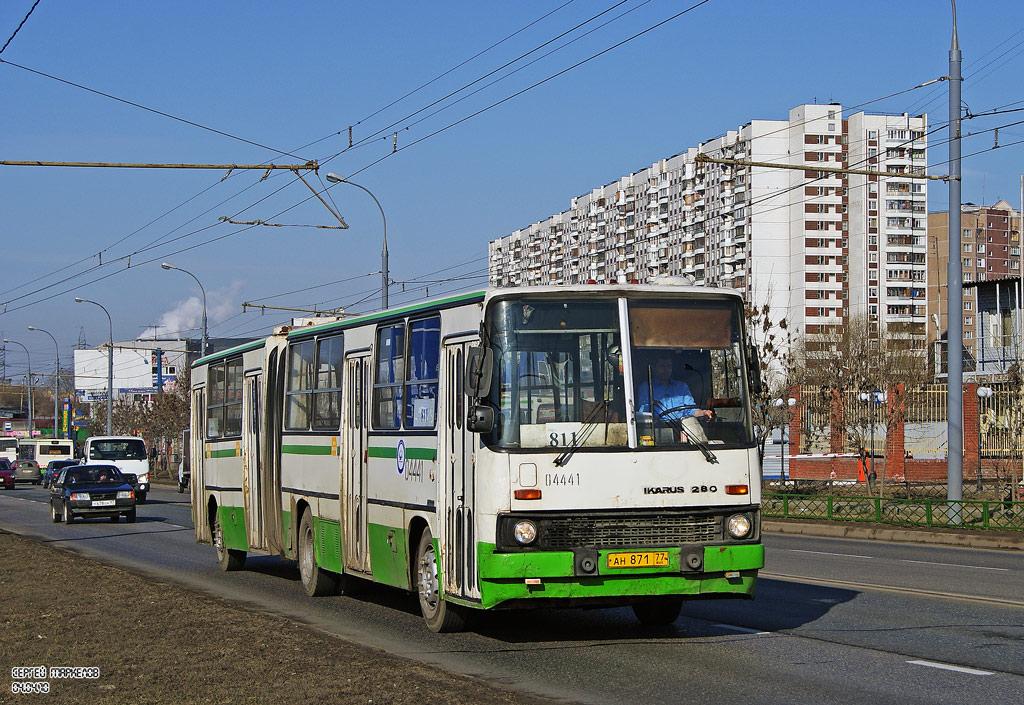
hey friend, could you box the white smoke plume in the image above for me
[140,281,243,340]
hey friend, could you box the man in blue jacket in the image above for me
[636,355,712,421]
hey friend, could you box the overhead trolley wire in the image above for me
[0,0,41,55]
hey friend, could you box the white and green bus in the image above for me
[190,284,763,631]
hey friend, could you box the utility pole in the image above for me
[947,1,964,518]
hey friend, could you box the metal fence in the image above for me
[763,493,1024,531]
[794,382,1024,458]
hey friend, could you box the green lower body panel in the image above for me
[475,543,763,609]
[367,523,409,589]
[281,509,292,557]
[314,517,343,573]
[218,505,248,552]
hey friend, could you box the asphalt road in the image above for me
[2,483,1022,705]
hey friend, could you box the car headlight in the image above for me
[70,492,90,502]
[513,520,538,545]
[117,491,134,499]
[726,513,752,539]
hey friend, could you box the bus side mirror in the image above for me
[747,345,763,395]
[467,405,494,434]
[465,346,493,398]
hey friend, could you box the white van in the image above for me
[84,436,151,502]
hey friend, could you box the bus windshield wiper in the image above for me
[553,400,611,467]
[653,401,718,464]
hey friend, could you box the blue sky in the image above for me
[1,1,1023,381]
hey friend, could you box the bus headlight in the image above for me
[513,520,538,545]
[726,513,752,539]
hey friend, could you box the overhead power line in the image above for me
[0,57,308,160]
[0,0,41,55]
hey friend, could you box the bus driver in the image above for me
[636,354,712,421]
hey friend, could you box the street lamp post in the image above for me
[324,173,389,310]
[74,297,113,434]
[976,385,994,491]
[28,326,59,439]
[161,262,208,356]
[771,397,798,481]
[3,339,33,437]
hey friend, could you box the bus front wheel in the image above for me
[415,529,466,633]
[631,596,683,626]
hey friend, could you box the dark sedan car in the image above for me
[43,459,80,488]
[50,464,136,523]
[14,459,42,484]
[0,459,13,490]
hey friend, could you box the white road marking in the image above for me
[900,559,1008,572]
[789,549,872,559]
[906,660,993,676]
[713,624,770,635]
[164,524,186,529]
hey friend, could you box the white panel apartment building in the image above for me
[488,104,929,343]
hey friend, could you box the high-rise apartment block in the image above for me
[927,201,1022,354]
[489,104,929,343]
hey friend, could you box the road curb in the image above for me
[763,518,1024,551]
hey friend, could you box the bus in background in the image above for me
[84,436,151,502]
[18,438,74,465]
[0,437,18,464]
[191,284,763,632]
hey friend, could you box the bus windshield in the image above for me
[483,296,754,451]
[90,439,147,461]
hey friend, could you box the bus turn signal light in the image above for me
[514,489,542,500]
[725,485,748,495]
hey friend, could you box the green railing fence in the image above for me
[763,493,1024,531]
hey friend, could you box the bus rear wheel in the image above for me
[298,510,339,597]
[415,529,466,633]
[212,506,245,571]
[631,596,683,626]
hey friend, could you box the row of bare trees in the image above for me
[747,302,1023,497]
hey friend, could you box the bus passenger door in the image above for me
[262,348,285,556]
[343,352,371,575]
[440,339,480,601]
[191,386,210,543]
[242,371,263,551]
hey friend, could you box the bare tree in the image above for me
[791,316,930,494]
[745,299,794,462]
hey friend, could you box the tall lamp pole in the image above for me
[976,386,993,491]
[74,297,113,434]
[324,173,389,310]
[3,339,33,437]
[28,326,59,438]
[161,262,208,356]
[946,0,964,514]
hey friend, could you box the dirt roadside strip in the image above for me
[0,530,558,705]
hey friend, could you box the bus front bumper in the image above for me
[474,542,764,609]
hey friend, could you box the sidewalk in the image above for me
[764,517,1024,551]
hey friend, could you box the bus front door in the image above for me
[191,386,210,543]
[343,352,371,575]
[242,371,263,551]
[440,339,480,601]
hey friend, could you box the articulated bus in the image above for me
[0,437,18,464]
[190,284,763,631]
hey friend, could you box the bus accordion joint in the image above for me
[514,489,542,500]
[725,485,749,495]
